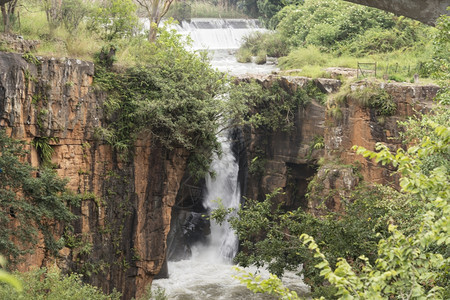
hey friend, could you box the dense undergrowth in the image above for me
[237,0,439,81]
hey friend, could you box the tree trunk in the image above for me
[148,21,157,42]
[1,4,10,33]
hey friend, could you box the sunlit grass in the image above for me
[278,43,436,82]
[12,8,102,60]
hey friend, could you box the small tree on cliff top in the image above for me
[136,0,175,42]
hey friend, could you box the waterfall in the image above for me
[174,18,263,50]
[196,130,240,263]
[151,18,307,299]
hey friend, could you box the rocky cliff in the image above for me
[0,52,187,299]
[0,50,440,298]
[241,75,439,213]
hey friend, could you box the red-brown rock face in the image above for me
[242,75,439,212]
[0,52,187,299]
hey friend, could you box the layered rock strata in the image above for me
[0,52,187,299]
[241,75,439,212]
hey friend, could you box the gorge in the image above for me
[0,18,442,300]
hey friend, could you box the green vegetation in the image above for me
[346,82,397,116]
[229,79,326,133]
[88,0,139,42]
[0,267,121,299]
[0,257,21,292]
[236,31,288,63]
[94,25,226,179]
[235,0,437,82]
[31,136,59,166]
[0,130,79,261]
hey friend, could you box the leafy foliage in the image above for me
[428,11,450,105]
[61,0,92,35]
[0,256,21,292]
[94,26,226,179]
[237,31,289,59]
[347,82,397,116]
[0,267,121,299]
[275,0,427,55]
[229,79,324,133]
[212,183,416,298]
[233,267,300,299]
[88,0,139,42]
[31,136,59,166]
[300,118,449,298]
[0,130,79,261]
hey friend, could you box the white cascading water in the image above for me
[199,131,240,263]
[152,19,307,299]
[175,18,262,50]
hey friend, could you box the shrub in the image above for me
[236,31,288,63]
[254,50,267,64]
[0,268,121,300]
[275,0,425,56]
[94,25,226,179]
[236,47,252,63]
[348,83,397,116]
[278,46,329,70]
[0,130,79,261]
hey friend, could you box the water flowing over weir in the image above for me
[175,18,262,50]
[145,18,278,75]
[152,18,306,299]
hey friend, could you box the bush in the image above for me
[278,45,329,69]
[236,31,288,63]
[236,47,252,63]
[0,130,79,261]
[275,0,425,55]
[0,268,121,300]
[94,25,226,179]
[254,50,267,64]
[88,0,139,42]
[348,83,397,116]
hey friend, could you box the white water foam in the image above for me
[153,260,309,300]
[143,18,278,75]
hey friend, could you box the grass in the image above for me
[278,44,436,82]
[12,8,101,61]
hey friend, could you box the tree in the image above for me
[42,0,63,33]
[88,0,139,42]
[61,0,91,35]
[136,0,175,42]
[0,0,18,33]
